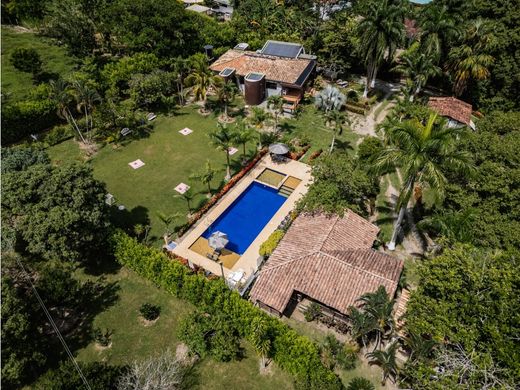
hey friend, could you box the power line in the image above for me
[14,257,92,390]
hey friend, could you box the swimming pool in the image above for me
[202,181,287,254]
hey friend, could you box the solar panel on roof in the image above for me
[261,41,302,58]
[294,61,316,87]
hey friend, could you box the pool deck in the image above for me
[172,154,312,278]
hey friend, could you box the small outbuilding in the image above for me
[428,96,475,129]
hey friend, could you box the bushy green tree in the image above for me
[1,147,50,174]
[299,153,378,217]
[2,163,109,263]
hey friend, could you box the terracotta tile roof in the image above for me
[428,96,472,126]
[209,49,315,86]
[250,211,404,315]
[404,18,420,38]
[395,288,411,336]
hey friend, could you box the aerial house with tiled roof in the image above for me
[210,40,316,111]
[250,211,404,319]
[428,96,475,130]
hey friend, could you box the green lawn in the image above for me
[282,105,360,163]
[75,266,294,389]
[48,105,257,243]
[1,26,77,101]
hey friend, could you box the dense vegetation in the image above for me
[2,0,519,388]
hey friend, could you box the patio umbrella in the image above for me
[209,231,229,251]
[269,143,289,155]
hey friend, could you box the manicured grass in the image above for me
[283,317,383,389]
[1,26,77,101]
[48,106,257,243]
[281,104,360,163]
[75,266,294,389]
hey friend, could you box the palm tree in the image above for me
[190,160,219,195]
[349,306,375,350]
[48,79,86,143]
[346,377,376,390]
[249,317,271,369]
[267,95,285,133]
[447,18,495,96]
[216,81,237,118]
[249,107,270,130]
[372,113,473,250]
[418,4,460,62]
[357,0,405,98]
[157,212,182,245]
[358,286,395,351]
[209,123,234,181]
[366,341,399,386]
[73,80,101,142]
[174,188,195,214]
[170,56,190,105]
[325,110,350,153]
[417,208,476,245]
[402,332,437,362]
[315,85,346,113]
[393,43,441,102]
[185,54,222,106]
[232,120,254,158]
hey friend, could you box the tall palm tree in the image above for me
[209,123,234,181]
[357,0,406,98]
[185,54,222,105]
[325,110,350,153]
[418,4,460,62]
[48,79,86,143]
[248,107,270,130]
[447,18,495,96]
[358,286,395,351]
[190,160,219,195]
[232,120,254,158]
[372,113,473,250]
[393,43,441,102]
[366,341,399,386]
[315,85,346,113]
[216,81,237,118]
[174,188,195,213]
[249,317,271,369]
[349,306,375,349]
[267,95,285,133]
[170,56,190,105]
[73,80,101,142]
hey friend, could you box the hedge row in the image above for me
[111,231,342,389]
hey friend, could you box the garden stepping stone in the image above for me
[227,147,238,155]
[174,183,190,194]
[179,127,193,136]
[128,159,145,169]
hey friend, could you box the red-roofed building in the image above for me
[428,96,475,129]
[250,211,404,317]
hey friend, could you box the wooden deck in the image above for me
[283,176,301,190]
[189,237,241,269]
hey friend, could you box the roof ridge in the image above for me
[318,214,340,252]
[319,249,399,285]
[260,252,309,273]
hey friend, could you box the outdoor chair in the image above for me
[147,113,157,121]
[120,128,132,137]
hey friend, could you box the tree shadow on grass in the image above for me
[334,139,354,153]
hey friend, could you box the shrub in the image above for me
[111,231,342,389]
[357,136,383,164]
[139,303,161,321]
[42,125,74,146]
[10,48,42,75]
[304,302,322,322]
[92,328,112,346]
[346,377,375,390]
[345,104,366,115]
[322,335,358,370]
[259,230,285,257]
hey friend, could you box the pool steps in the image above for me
[278,185,294,198]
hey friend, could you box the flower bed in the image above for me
[308,149,323,163]
[177,149,268,237]
[289,145,311,161]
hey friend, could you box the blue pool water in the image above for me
[202,181,287,254]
